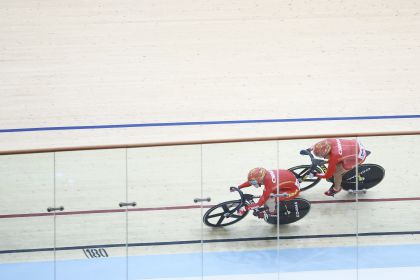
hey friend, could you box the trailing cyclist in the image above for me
[309,138,368,197]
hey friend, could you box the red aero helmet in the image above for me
[313,140,332,157]
[247,167,267,184]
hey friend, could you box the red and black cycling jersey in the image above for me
[315,138,367,179]
[238,169,300,209]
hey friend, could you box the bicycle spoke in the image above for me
[298,168,309,177]
[222,204,231,212]
[229,214,242,218]
[216,215,225,226]
[305,178,317,182]
[223,203,238,214]
[207,212,224,219]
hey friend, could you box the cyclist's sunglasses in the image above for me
[249,180,260,187]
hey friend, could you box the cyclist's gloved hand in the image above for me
[237,208,247,215]
[239,204,258,216]
[245,204,258,211]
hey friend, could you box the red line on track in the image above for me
[1,197,420,219]
[310,197,420,204]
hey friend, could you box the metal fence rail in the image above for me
[1,130,420,155]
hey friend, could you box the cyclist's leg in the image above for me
[325,163,347,196]
[264,197,276,215]
[340,157,364,188]
[334,163,347,191]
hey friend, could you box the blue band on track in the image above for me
[1,114,420,133]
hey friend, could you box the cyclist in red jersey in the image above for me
[232,167,300,216]
[310,138,368,197]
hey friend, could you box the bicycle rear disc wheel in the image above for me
[288,165,323,191]
[264,198,311,225]
[203,200,248,227]
[341,164,385,191]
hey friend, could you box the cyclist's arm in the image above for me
[246,188,270,210]
[257,190,270,206]
[317,155,337,179]
[238,181,251,189]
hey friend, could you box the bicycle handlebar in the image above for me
[299,149,327,174]
[230,186,244,202]
[227,187,247,216]
[228,187,262,216]
[299,148,312,157]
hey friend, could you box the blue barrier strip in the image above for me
[1,114,420,133]
[1,244,420,279]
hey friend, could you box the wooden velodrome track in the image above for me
[1,0,420,279]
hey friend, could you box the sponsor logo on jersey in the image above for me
[358,141,366,159]
[269,170,277,183]
[336,139,343,155]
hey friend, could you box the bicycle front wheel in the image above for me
[288,165,323,191]
[203,200,248,227]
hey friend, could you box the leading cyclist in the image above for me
[233,167,300,216]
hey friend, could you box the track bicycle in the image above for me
[288,149,385,193]
[203,187,311,227]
